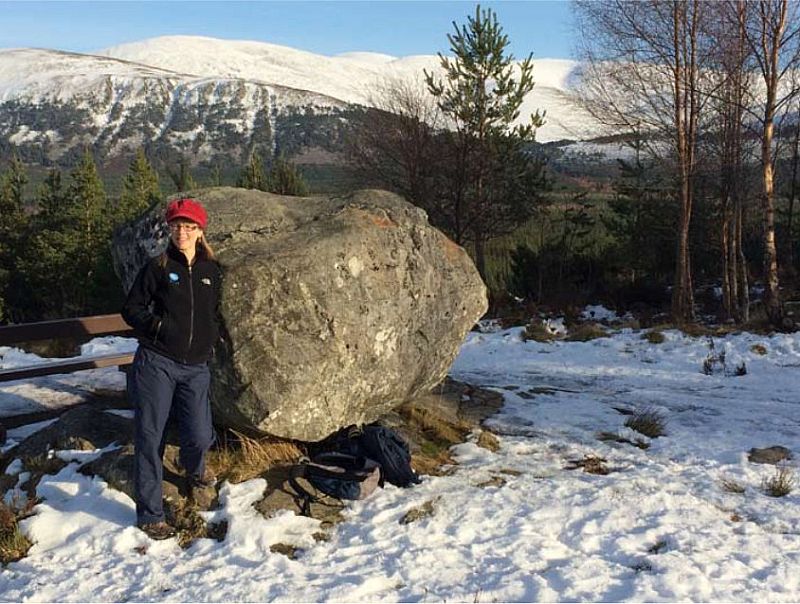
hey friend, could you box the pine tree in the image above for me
[67,149,109,249]
[425,4,546,279]
[238,151,267,190]
[209,163,223,187]
[165,156,196,193]
[22,151,121,317]
[118,149,161,223]
[38,169,64,223]
[10,169,64,320]
[0,154,29,321]
[267,156,309,196]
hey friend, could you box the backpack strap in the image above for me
[288,462,315,517]
[288,454,381,516]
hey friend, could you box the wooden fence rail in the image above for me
[0,314,135,383]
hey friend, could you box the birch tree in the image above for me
[738,0,800,328]
[574,0,710,323]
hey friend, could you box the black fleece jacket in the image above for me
[122,244,222,365]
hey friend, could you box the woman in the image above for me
[122,197,222,540]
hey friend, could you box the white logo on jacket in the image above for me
[201,278,212,286]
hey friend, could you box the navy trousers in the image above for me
[128,346,214,525]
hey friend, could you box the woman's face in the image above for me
[169,220,203,252]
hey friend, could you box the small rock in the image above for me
[748,446,792,465]
[188,483,217,510]
[476,476,506,489]
[565,455,610,475]
[206,521,228,542]
[270,543,301,560]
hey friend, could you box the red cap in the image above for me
[165,198,207,229]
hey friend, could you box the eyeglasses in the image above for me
[169,223,199,233]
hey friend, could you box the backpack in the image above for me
[289,452,382,517]
[337,425,421,488]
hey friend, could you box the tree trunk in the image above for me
[670,0,697,324]
[721,197,733,321]
[762,130,783,326]
[736,200,750,322]
[787,122,800,272]
[755,0,787,329]
[473,231,487,284]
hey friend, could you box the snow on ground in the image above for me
[0,337,138,417]
[0,326,799,601]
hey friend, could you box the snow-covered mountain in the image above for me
[98,36,597,142]
[0,47,351,165]
[0,36,599,167]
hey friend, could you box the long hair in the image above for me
[159,233,216,268]
[197,235,215,261]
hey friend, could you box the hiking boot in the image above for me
[138,521,176,540]
[189,468,217,489]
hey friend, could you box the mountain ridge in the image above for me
[0,36,600,170]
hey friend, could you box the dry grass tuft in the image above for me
[165,498,229,549]
[399,498,438,525]
[679,322,715,338]
[750,344,768,356]
[398,402,472,476]
[398,403,471,446]
[270,542,301,559]
[642,330,666,344]
[720,476,746,494]
[475,430,500,453]
[565,322,608,342]
[624,407,667,438]
[522,320,557,342]
[0,497,36,565]
[207,431,304,484]
[761,467,796,497]
[23,453,67,476]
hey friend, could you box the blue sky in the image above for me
[0,1,574,59]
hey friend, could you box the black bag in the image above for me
[289,452,382,516]
[340,425,421,488]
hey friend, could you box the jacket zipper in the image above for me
[187,265,195,357]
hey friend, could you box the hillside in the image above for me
[0,36,602,171]
[98,36,599,143]
[0,47,352,167]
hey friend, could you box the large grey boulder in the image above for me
[113,187,487,441]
